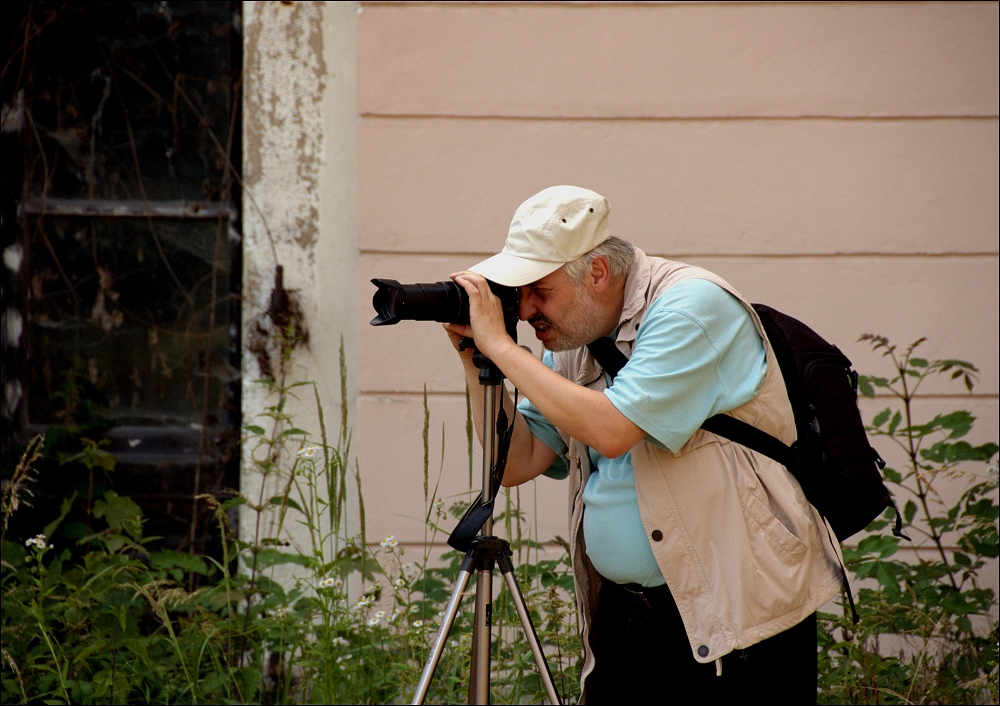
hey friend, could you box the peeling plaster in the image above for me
[244,1,327,266]
[240,2,358,565]
[243,0,329,396]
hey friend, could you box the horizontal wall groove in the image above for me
[360,113,1000,123]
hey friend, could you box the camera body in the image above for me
[370,279,520,341]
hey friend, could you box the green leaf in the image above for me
[858,377,875,398]
[921,441,999,463]
[42,493,78,539]
[268,495,304,513]
[93,491,144,541]
[872,408,891,427]
[964,498,1000,521]
[149,549,211,575]
[220,495,247,511]
[244,425,266,435]
[878,537,900,559]
[930,411,974,439]
[282,428,308,436]
[875,562,900,593]
[904,500,917,524]
[953,552,971,567]
[882,467,902,484]
[909,358,928,368]
[888,411,902,435]
[256,548,316,569]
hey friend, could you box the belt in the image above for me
[613,581,674,611]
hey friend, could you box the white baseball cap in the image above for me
[469,185,611,287]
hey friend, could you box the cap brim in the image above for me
[468,252,565,287]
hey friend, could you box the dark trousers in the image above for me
[586,578,818,704]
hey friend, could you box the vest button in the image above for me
[698,645,710,658]
[651,529,663,541]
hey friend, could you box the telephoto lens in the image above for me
[370,279,520,331]
[370,280,468,326]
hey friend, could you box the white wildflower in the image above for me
[272,607,288,619]
[352,597,371,611]
[318,577,336,589]
[297,445,320,459]
[412,620,423,629]
[375,610,386,620]
[409,604,419,613]
[332,636,349,647]
[379,535,398,550]
[394,578,405,588]
[388,609,401,623]
[333,577,343,588]
[25,534,50,551]
[367,616,380,627]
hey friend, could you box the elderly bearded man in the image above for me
[444,186,842,703]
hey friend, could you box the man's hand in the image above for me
[447,271,518,361]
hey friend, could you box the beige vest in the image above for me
[549,250,842,694]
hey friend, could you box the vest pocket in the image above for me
[741,487,808,561]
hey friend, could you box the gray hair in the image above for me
[561,236,635,284]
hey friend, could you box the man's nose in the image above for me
[518,290,536,321]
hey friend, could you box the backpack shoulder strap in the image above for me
[699,414,792,467]
[586,337,629,379]
[586,337,790,459]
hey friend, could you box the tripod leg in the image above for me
[470,567,493,704]
[499,558,563,705]
[413,566,474,705]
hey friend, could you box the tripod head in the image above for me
[458,336,507,386]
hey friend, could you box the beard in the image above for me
[531,285,610,352]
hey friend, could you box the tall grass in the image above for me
[2,335,995,704]
[0,340,580,704]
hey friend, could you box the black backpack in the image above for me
[587,304,906,544]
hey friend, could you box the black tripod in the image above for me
[412,348,562,705]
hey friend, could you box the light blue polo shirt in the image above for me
[517,278,767,587]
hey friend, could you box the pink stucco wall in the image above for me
[351,1,998,556]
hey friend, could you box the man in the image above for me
[444,185,842,702]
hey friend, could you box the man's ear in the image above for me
[589,255,612,293]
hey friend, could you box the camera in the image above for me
[370,279,520,339]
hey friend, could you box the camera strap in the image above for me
[447,392,518,552]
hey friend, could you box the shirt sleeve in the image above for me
[604,279,768,453]
[516,350,570,479]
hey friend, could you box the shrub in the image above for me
[817,336,999,704]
